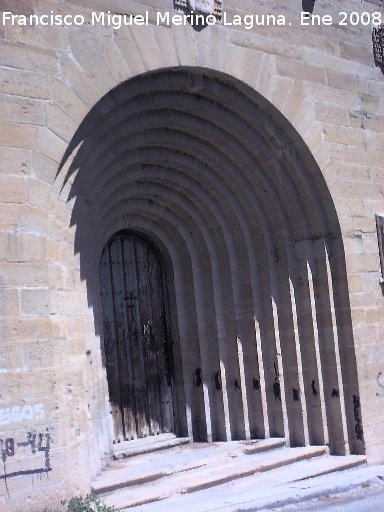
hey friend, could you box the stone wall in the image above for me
[0,0,384,510]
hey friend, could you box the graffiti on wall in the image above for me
[376,371,384,397]
[352,395,364,443]
[0,429,51,483]
[0,404,45,427]
[372,25,384,75]
[273,362,281,402]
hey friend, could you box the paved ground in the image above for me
[261,484,384,512]
[97,438,384,512]
[122,462,384,512]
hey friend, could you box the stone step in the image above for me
[101,445,327,510]
[242,437,286,455]
[129,454,367,512]
[112,433,190,460]
[93,438,286,496]
[176,446,326,494]
[285,453,367,482]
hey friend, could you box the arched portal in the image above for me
[99,231,175,443]
[59,67,365,456]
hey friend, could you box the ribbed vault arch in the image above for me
[59,67,364,456]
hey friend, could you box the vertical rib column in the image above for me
[270,294,290,441]
[288,276,310,446]
[324,244,350,454]
[289,245,326,446]
[208,243,246,440]
[170,261,202,440]
[255,243,285,439]
[180,235,228,442]
[269,248,306,447]
[221,232,258,440]
[312,240,349,455]
[234,225,270,439]
[330,240,365,455]
[306,256,329,446]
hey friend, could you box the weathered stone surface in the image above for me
[0,68,51,99]
[6,23,69,51]
[20,288,50,316]
[1,1,384,510]
[0,122,38,149]
[276,57,327,84]
[0,95,45,125]
[0,175,26,203]
[0,42,58,75]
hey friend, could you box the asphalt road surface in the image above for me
[256,487,384,512]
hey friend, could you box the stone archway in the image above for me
[59,67,365,456]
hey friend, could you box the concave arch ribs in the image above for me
[58,67,365,455]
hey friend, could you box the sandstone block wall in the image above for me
[0,0,384,510]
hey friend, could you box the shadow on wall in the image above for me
[56,67,365,454]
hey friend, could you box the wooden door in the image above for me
[99,233,175,443]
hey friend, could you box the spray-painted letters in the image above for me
[0,429,51,480]
[0,404,45,426]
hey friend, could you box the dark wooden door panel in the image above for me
[109,239,137,441]
[122,237,150,439]
[142,243,174,433]
[135,240,162,436]
[100,233,175,444]
[99,244,125,442]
